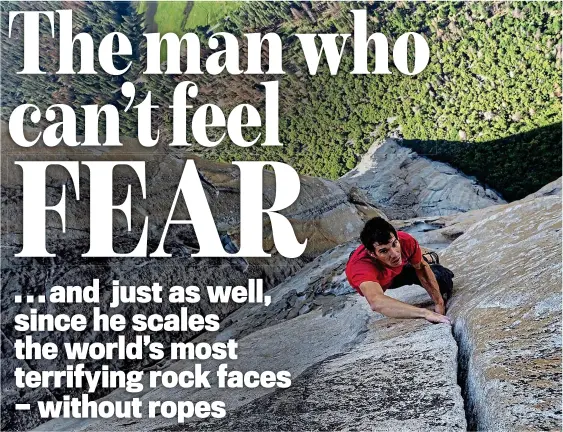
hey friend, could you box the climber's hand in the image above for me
[434,301,446,315]
[424,309,451,324]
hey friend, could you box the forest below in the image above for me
[1,1,561,200]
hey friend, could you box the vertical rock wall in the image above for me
[341,139,505,219]
[0,125,381,431]
[443,195,562,430]
[37,244,466,431]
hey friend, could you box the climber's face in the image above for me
[370,234,402,268]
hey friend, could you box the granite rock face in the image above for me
[0,332,57,432]
[396,185,562,429]
[393,177,562,251]
[522,176,562,201]
[166,318,465,432]
[38,244,466,432]
[3,121,559,432]
[341,139,505,219]
[1,126,382,431]
[1,125,382,261]
[442,194,562,430]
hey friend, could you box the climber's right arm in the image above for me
[359,281,450,324]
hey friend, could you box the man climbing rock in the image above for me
[346,217,453,324]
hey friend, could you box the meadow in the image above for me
[136,1,242,35]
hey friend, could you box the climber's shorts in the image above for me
[389,263,454,302]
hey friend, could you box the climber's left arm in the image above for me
[412,260,444,315]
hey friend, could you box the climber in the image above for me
[345,217,453,324]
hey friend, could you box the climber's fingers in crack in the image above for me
[424,310,451,325]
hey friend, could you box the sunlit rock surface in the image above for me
[394,177,562,251]
[443,194,562,430]
[341,139,505,219]
[38,244,466,431]
[3,122,559,431]
[1,125,382,431]
[521,176,562,201]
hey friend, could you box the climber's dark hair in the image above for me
[360,217,398,252]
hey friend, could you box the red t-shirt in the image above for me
[345,231,422,295]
